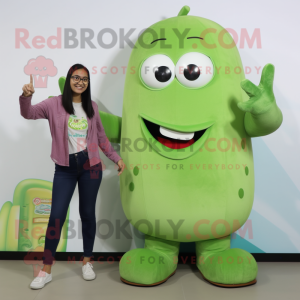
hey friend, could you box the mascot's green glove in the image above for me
[237,64,283,137]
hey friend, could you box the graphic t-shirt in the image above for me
[68,101,89,154]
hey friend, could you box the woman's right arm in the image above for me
[20,74,51,120]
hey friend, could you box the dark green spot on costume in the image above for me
[129,182,134,191]
[238,188,244,199]
[245,166,249,176]
[133,166,139,176]
[241,140,245,149]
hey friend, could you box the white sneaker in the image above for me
[82,262,96,280]
[30,270,52,289]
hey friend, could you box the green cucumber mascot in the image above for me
[118,5,282,287]
[58,5,282,287]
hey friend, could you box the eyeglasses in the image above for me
[71,75,89,84]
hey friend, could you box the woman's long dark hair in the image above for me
[61,64,95,119]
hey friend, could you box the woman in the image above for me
[19,64,125,289]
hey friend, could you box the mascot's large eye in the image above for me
[175,52,214,88]
[140,54,175,89]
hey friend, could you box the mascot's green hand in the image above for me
[237,63,282,137]
[238,63,276,115]
[59,76,66,94]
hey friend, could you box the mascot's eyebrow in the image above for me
[151,38,167,44]
[187,36,204,40]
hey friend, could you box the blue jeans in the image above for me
[42,148,102,265]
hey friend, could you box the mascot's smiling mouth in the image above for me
[143,118,207,149]
[139,113,214,160]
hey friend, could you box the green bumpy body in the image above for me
[120,15,254,242]
[118,9,282,285]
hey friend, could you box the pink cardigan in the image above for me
[19,94,122,167]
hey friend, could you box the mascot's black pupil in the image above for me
[184,64,200,81]
[154,66,172,82]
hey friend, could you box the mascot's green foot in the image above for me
[196,235,258,287]
[119,234,180,286]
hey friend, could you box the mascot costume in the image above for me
[58,5,282,287]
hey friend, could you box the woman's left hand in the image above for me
[117,159,125,176]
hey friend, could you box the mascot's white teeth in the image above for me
[159,126,194,140]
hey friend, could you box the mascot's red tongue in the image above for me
[157,136,194,149]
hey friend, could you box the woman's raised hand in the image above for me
[22,74,35,97]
